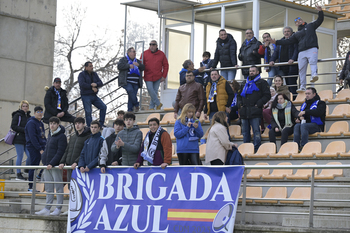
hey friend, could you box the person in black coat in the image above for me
[238,29,263,79]
[11,100,31,180]
[43,78,75,124]
[339,51,350,88]
[212,29,238,81]
[269,93,300,145]
[102,119,124,167]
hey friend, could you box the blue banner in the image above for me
[68,166,244,233]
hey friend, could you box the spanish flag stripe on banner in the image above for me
[167,217,214,222]
[167,209,218,222]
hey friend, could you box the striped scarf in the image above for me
[272,100,292,130]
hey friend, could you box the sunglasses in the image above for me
[294,17,301,22]
[149,43,157,46]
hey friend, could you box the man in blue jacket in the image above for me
[35,117,67,216]
[25,106,47,192]
[78,62,107,127]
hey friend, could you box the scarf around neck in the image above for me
[241,74,261,97]
[126,54,140,76]
[55,89,62,110]
[208,81,218,102]
[141,126,162,164]
[186,117,199,141]
[272,100,292,130]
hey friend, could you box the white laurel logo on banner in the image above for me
[71,171,96,233]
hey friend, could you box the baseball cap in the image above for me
[53,77,61,83]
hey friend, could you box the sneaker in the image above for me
[61,211,68,216]
[156,103,163,110]
[36,175,41,181]
[16,173,26,181]
[50,208,61,216]
[310,75,318,83]
[296,87,306,93]
[134,106,140,112]
[35,208,50,216]
[24,169,29,173]
[149,108,155,111]
[28,189,40,193]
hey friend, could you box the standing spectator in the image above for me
[174,103,204,165]
[238,29,262,79]
[117,110,125,120]
[269,26,299,95]
[179,59,206,86]
[212,29,238,81]
[269,93,300,145]
[25,106,47,192]
[99,119,124,172]
[258,32,283,85]
[141,40,169,110]
[133,118,172,169]
[174,71,205,119]
[43,78,75,124]
[78,120,105,173]
[228,80,240,123]
[270,6,324,92]
[118,47,145,112]
[205,112,237,165]
[58,117,91,182]
[293,87,326,150]
[339,51,350,88]
[11,100,31,181]
[237,66,270,152]
[273,75,291,97]
[199,51,214,87]
[35,117,67,216]
[78,62,107,127]
[204,70,234,121]
[111,112,142,166]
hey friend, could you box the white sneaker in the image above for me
[310,75,318,83]
[35,208,50,216]
[296,87,306,93]
[61,210,68,216]
[50,208,61,216]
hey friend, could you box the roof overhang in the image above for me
[120,0,199,13]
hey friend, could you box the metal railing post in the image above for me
[241,168,247,224]
[309,168,315,228]
[30,169,38,215]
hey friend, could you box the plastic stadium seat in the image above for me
[255,187,287,204]
[238,143,254,158]
[326,0,343,5]
[286,162,317,180]
[315,162,343,180]
[340,149,350,157]
[203,128,210,139]
[318,89,333,102]
[292,92,306,104]
[229,125,241,138]
[199,111,210,124]
[269,142,298,158]
[261,162,293,179]
[247,162,270,179]
[172,144,177,159]
[327,6,341,12]
[163,107,174,112]
[338,5,350,12]
[160,112,176,125]
[239,187,263,203]
[169,129,176,141]
[328,89,350,102]
[137,113,160,125]
[247,143,276,158]
[315,141,346,158]
[339,13,350,20]
[280,187,311,204]
[199,144,206,159]
[261,127,269,138]
[140,128,149,140]
[292,141,321,158]
[319,121,349,136]
[326,104,350,118]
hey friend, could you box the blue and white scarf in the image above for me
[231,93,237,107]
[241,74,261,97]
[202,59,211,80]
[55,89,62,110]
[300,100,323,125]
[208,81,217,102]
[141,126,162,164]
[186,117,199,141]
[126,54,140,76]
[264,43,276,64]
[245,38,254,46]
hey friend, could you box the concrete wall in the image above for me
[0,0,56,156]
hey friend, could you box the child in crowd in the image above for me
[134,117,172,169]
[111,112,142,166]
[174,103,204,165]
[199,51,214,87]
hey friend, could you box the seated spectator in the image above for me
[273,75,291,97]
[78,120,105,173]
[174,103,204,165]
[204,70,234,121]
[339,50,350,88]
[293,87,326,150]
[269,93,300,145]
[261,87,277,132]
[35,117,67,216]
[205,112,237,165]
[111,112,142,166]
[228,80,240,123]
[174,71,205,119]
[59,117,91,181]
[199,51,214,87]
[43,78,76,124]
[99,119,124,173]
[118,47,145,112]
[134,117,172,169]
[179,59,205,86]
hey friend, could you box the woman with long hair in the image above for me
[174,103,204,165]
[205,111,237,165]
[269,93,299,145]
[11,100,31,180]
[273,75,291,98]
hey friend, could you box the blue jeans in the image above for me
[221,69,237,81]
[293,123,321,148]
[145,79,161,109]
[81,94,107,127]
[123,82,139,112]
[27,146,42,189]
[241,118,261,151]
[267,67,284,86]
[14,144,31,174]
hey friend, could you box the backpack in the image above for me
[225,146,244,165]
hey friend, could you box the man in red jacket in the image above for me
[141,40,169,110]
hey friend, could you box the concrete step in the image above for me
[283,216,350,229]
